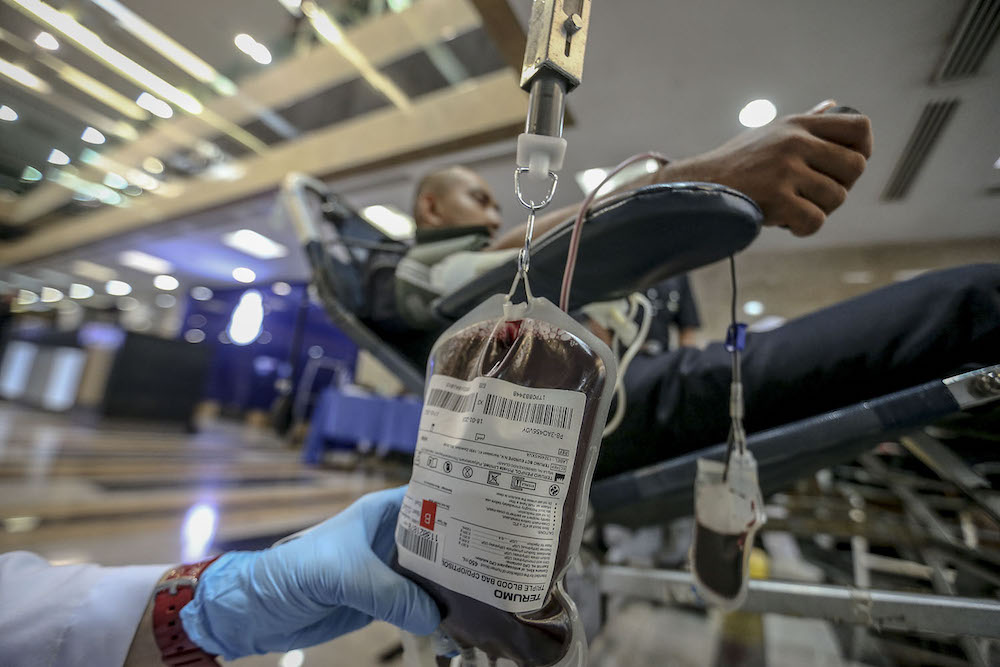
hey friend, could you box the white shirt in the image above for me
[0,551,166,667]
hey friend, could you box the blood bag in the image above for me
[691,450,766,609]
[394,293,616,666]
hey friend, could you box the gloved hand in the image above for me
[180,486,440,659]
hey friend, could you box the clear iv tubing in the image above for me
[723,255,747,481]
[603,292,653,437]
[559,151,672,312]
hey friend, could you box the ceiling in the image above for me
[1,0,998,307]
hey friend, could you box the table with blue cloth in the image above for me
[303,386,422,464]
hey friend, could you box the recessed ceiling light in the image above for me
[47,149,70,165]
[739,99,777,128]
[34,31,59,50]
[234,33,272,65]
[119,250,173,274]
[190,286,213,301]
[17,289,39,305]
[155,293,176,308]
[742,300,765,316]
[271,281,292,296]
[21,166,42,182]
[69,283,94,299]
[117,296,139,310]
[232,267,256,283]
[574,167,609,196]
[994,156,1000,169]
[0,56,51,92]
[103,172,128,190]
[136,92,173,119]
[40,287,63,302]
[105,279,132,296]
[0,105,17,122]
[223,229,288,259]
[80,126,105,144]
[142,156,164,174]
[153,274,179,291]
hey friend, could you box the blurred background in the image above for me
[0,0,997,665]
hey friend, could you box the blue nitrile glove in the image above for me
[179,486,439,660]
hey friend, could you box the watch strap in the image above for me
[152,556,222,666]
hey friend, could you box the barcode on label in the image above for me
[483,394,573,429]
[426,388,475,413]
[397,524,439,562]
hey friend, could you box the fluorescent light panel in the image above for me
[10,0,203,113]
[119,250,172,274]
[88,0,237,96]
[222,229,288,259]
[0,56,51,92]
[0,104,17,121]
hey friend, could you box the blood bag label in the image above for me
[397,374,586,613]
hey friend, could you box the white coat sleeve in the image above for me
[0,551,168,667]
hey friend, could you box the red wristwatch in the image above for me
[152,555,222,666]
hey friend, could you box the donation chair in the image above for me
[281,173,1000,661]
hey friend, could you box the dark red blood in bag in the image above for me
[394,316,608,666]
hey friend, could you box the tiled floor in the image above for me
[0,402,407,667]
[1,401,860,667]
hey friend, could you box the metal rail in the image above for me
[598,567,1000,639]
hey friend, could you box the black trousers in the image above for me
[595,263,1000,479]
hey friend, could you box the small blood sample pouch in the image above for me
[395,293,617,667]
[691,450,766,610]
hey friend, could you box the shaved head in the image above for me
[412,165,502,234]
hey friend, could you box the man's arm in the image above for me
[487,102,872,250]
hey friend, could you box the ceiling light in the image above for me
[17,289,39,305]
[47,148,70,165]
[279,650,305,667]
[155,293,176,308]
[125,169,159,190]
[119,250,172,274]
[227,289,264,345]
[21,166,43,181]
[742,300,765,316]
[222,229,289,259]
[0,56,51,92]
[40,286,63,302]
[105,279,132,296]
[232,267,256,284]
[52,62,149,120]
[142,156,164,174]
[69,283,94,299]
[80,126,105,144]
[0,105,18,121]
[271,281,292,296]
[184,328,206,343]
[994,156,1000,169]
[73,260,117,282]
[574,167,609,196]
[739,99,777,128]
[103,172,128,189]
[89,0,237,96]
[9,0,203,113]
[361,205,415,239]
[49,169,126,206]
[117,296,138,310]
[153,274,179,291]
[301,1,410,110]
[135,92,172,118]
[34,31,58,49]
[234,33,272,65]
[190,286,213,301]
